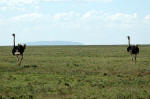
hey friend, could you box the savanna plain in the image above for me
[0,45,150,99]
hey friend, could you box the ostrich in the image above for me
[127,36,139,62]
[12,34,26,66]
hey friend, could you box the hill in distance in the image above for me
[26,41,83,46]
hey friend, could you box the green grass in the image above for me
[0,45,150,99]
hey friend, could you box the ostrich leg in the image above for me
[130,54,133,61]
[16,55,20,66]
[19,54,23,66]
[134,54,137,64]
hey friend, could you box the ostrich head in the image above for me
[127,36,131,46]
[127,36,130,40]
[12,33,16,47]
[12,34,15,36]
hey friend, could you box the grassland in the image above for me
[0,45,150,99]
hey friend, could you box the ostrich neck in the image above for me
[13,36,15,47]
[128,39,130,46]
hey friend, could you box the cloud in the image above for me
[9,11,139,25]
[1,6,26,11]
[43,0,72,2]
[82,10,99,19]
[12,13,43,21]
[77,0,112,2]
[0,0,112,12]
[0,0,38,6]
[144,14,150,20]
[0,0,112,6]
[11,11,81,23]
[54,11,80,21]
[0,0,40,11]
[108,13,137,21]
[43,0,112,2]
[0,11,147,30]
[81,11,138,25]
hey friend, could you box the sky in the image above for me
[0,0,150,45]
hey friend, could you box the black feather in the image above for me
[127,45,139,54]
[12,44,26,55]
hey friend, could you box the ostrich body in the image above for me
[12,34,26,66]
[127,36,139,62]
